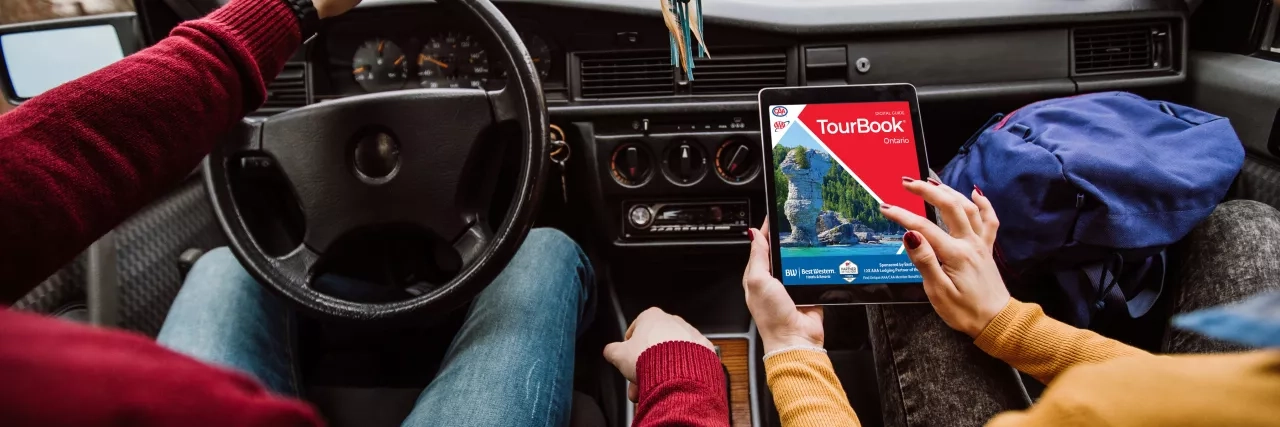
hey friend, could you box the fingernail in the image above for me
[902,176,915,183]
[748,229,755,242]
[904,231,922,249]
[974,184,984,196]
[880,203,894,210]
[927,177,942,186]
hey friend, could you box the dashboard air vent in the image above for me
[578,52,674,99]
[259,63,307,113]
[1072,23,1172,75]
[690,51,787,95]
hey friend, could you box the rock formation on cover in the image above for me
[779,148,832,247]
[816,210,844,235]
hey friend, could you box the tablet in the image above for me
[758,84,934,305]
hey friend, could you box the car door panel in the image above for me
[1186,50,1280,208]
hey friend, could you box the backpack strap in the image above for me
[1121,250,1165,318]
[1053,251,1167,328]
[958,113,1005,154]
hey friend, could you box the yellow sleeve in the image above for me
[974,299,1151,384]
[984,351,1280,427]
[764,349,861,427]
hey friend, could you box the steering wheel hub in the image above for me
[353,130,401,183]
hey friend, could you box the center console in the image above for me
[575,114,769,248]
[565,112,768,426]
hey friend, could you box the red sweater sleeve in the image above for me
[634,341,730,427]
[0,0,299,301]
[0,309,323,426]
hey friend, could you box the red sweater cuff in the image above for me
[205,0,300,66]
[636,341,725,396]
[191,0,300,111]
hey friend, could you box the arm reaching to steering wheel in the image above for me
[0,0,357,302]
[0,2,364,425]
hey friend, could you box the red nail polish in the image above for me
[880,203,894,210]
[974,185,984,196]
[902,176,915,183]
[748,229,755,242]
[927,177,942,186]
[904,231,922,249]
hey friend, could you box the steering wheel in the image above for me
[203,0,548,322]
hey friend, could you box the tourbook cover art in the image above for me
[769,102,925,285]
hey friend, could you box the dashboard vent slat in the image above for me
[691,51,787,95]
[1072,23,1172,75]
[260,62,307,113]
[578,52,674,99]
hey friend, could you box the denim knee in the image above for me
[519,228,594,294]
[484,228,595,325]
[175,247,266,307]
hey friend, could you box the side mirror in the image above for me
[0,12,143,106]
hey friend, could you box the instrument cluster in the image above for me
[339,31,555,93]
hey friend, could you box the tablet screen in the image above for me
[766,101,926,286]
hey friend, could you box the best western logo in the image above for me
[815,118,905,134]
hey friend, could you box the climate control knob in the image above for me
[662,140,708,186]
[609,142,654,187]
[715,137,760,184]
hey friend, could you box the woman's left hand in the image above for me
[743,219,825,354]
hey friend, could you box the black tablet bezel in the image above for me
[758,84,934,305]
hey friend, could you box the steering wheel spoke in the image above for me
[453,221,495,266]
[487,87,522,123]
[271,244,322,286]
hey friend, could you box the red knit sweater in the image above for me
[0,0,729,425]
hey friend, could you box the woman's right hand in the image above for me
[878,179,1011,338]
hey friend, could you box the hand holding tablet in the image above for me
[742,221,825,354]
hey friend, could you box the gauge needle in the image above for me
[377,40,385,55]
[532,58,542,63]
[419,54,449,69]
[393,55,405,66]
[352,65,368,75]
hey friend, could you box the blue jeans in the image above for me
[156,228,595,427]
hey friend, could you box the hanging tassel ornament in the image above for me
[661,0,707,82]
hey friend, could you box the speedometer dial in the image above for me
[418,33,489,89]
[352,38,408,92]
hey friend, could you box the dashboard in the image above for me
[302,0,1187,255]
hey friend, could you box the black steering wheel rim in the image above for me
[203,0,548,322]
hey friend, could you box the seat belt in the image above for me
[86,231,121,327]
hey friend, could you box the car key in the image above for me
[549,124,570,204]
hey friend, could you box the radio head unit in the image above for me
[622,200,750,240]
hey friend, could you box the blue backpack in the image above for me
[940,92,1245,328]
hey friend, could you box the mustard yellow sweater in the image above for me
[764,300,1280,427]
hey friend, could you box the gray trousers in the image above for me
[868,199,1280,427]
